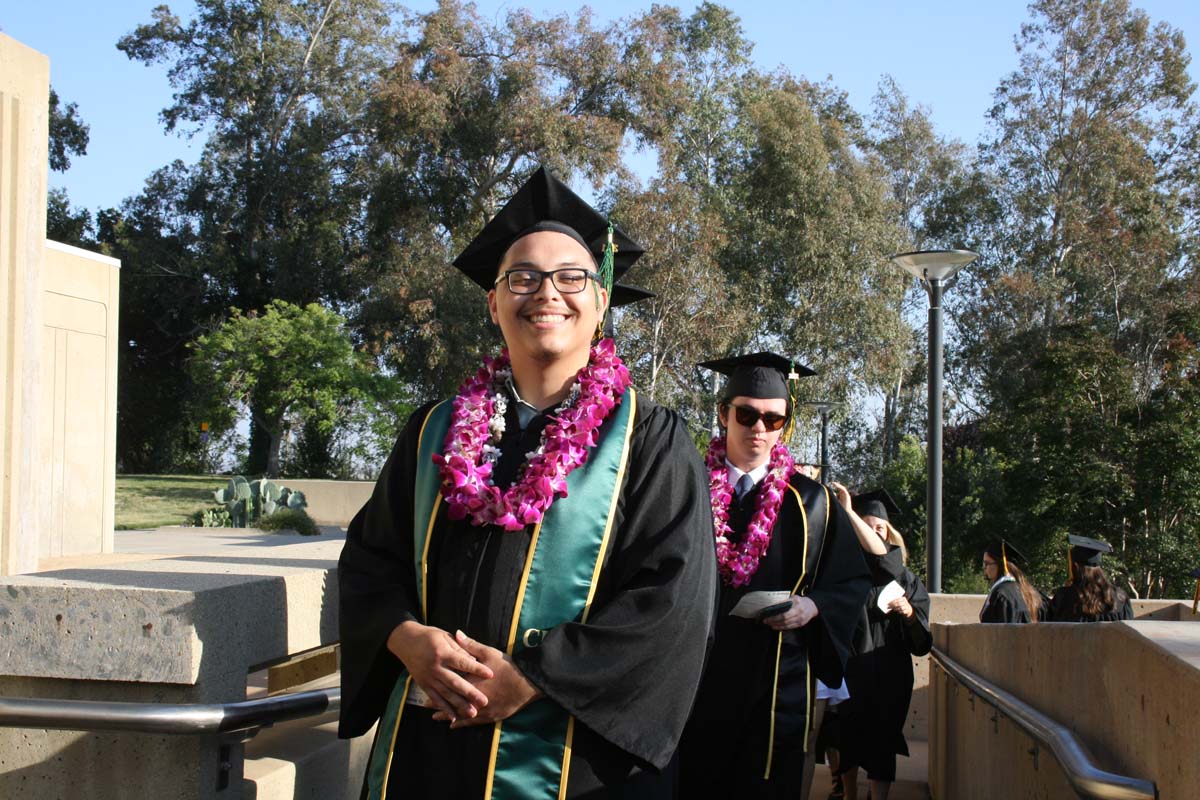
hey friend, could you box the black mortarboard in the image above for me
[697,352,816,402]
[604,284,655,338]
[1067,534,1113,566]
[984,539,1030,575]
[853,489,900,522]
[452,166,644,291]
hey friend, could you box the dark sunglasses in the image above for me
[723,403,788,432]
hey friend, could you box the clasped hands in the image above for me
[760,595,820,631]
[386,621,542,728]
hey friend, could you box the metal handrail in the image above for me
[931,647,1157,800]
[0,687,339,736]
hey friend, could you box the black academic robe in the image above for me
[337,393,718,799]
[679,474,870,799]
[836,547,932,783]
[1047,582,1134,622]
[980,578,1033,623]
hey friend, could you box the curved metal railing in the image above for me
[931,647,1157,800]
[0,687,339,736]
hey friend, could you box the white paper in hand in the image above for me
[729,590,793,619]
[876,580,906,613]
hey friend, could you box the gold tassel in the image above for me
[1192,579,1199,615]
[1067,544,1074,583]
[782,363,801,444]
[1001,542,1010,577]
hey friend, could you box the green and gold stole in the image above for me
[367,387,636,800]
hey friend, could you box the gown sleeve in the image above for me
[803,493,872,684]
[511,402,718,770]
[337,403,434,738]
[981,583,1023,623]
[900,569,933,657]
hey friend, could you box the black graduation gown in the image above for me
[1047,583,1134,622]
[837,547,931,783]
[679,474,870,799]
[980,578,1033,623]
[337,393,718,799]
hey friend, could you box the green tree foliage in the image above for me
[189,300,378,477]
[48,87,90,173]
[355,0,668,399]
[46,88,94,244]
[118,0,394,471]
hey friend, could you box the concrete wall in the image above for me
[276,479,373,526]
[908,594,1194,743]
[929,620,1200,800]
[40,241,120,560]
[0,34,50,577]
[0,538,353,798]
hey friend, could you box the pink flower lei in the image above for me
[433,339,632,531]
[706,435,796,587]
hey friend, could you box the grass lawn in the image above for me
[115,474,226,530]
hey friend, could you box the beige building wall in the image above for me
[39,241,120,558]
[0,34,50,577]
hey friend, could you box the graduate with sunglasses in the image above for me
[679,353,870,800]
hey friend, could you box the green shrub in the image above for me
[189,506,232,527]
[257,508,321,537]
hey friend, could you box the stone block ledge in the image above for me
[0,539,342,697]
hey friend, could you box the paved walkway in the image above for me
[36,525,348,572]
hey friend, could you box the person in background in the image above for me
[979,540,1042,623]
[1048,535,1133,622]
[832,489,931,800]
[813,482,891,800]
[680,353,870,800]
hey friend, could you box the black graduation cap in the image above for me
[853,489,899,522]
[1068,534,1113,566]
[984,539,1030,575]
[452,166,644,291]
[697,352,816,402]
[604,284,655,338]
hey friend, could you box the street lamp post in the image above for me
[889,249,978,593]
[803,401,837,484]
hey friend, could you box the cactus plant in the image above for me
[209,476,307,528]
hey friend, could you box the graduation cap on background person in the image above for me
[1066,534,1114,581]
[452,166,645,294]
[697,352,817,441]
[603,284,655,338]
[852,488,900,523]
[984,539,1030,577]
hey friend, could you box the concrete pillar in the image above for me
[0,34,50,577]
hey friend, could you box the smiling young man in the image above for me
[337,167,717,800]
[679,353,870,800]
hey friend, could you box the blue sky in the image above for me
[5,1,1200,213]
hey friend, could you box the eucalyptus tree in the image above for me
[118,0,395,471]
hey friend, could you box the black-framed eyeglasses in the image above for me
[722,403,789,432]
[982,559,998,569]
[495,267,600,295]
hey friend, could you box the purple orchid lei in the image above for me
[706,436,796,587]
[433,338,632,532]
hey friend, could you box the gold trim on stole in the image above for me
[483,388,638,800]
[380,403,446,800]
[763,483,810,780]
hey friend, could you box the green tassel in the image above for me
[598,223,616,296]
[593,223,617,338]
